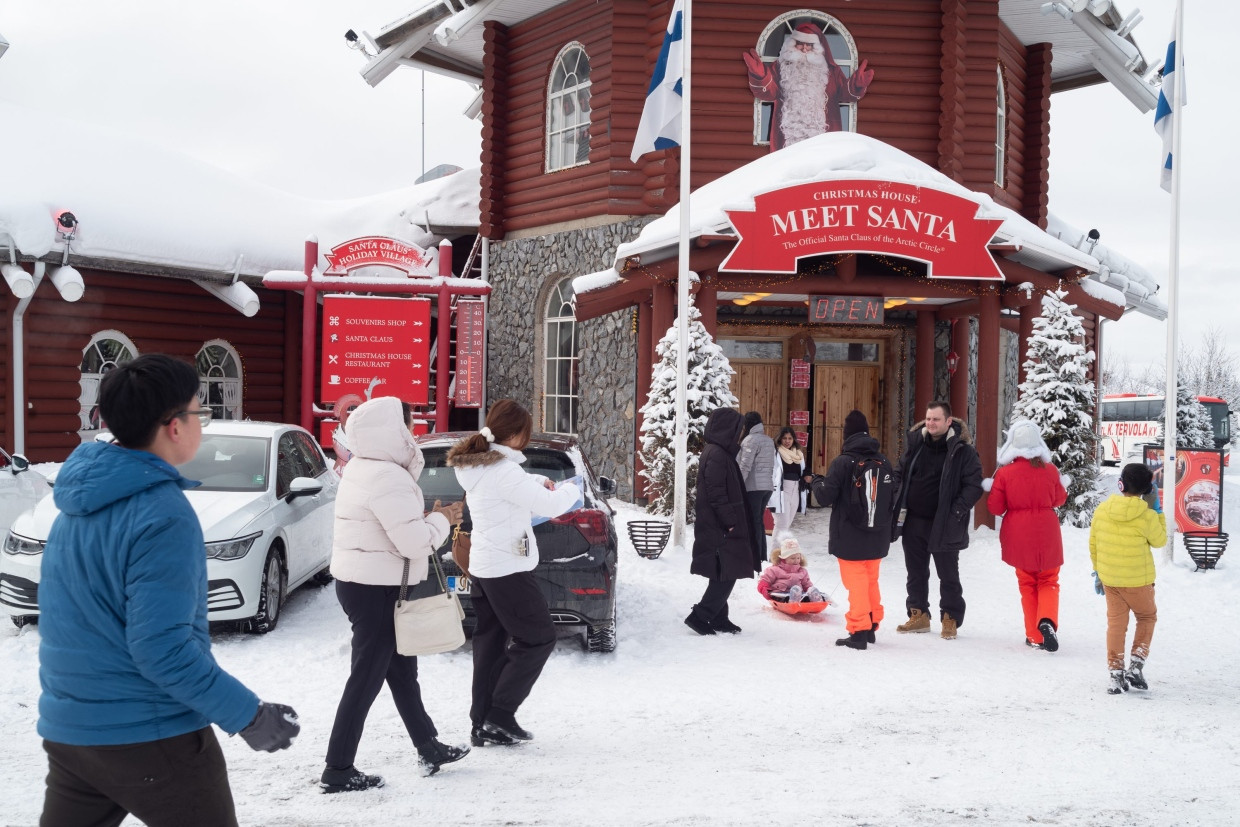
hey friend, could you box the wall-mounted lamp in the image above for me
[946,350,960,376]
[2,263,34,298]
[49,265,85,302]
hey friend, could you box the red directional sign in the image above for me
[720,180,1004,279]
[320,295,431,405]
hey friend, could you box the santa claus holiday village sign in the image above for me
[720,180,1004,279]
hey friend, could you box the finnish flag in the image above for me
[1153,15,1183,193]
[631,0,684,163]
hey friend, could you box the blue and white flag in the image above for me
[630,0,684,163]
[1153,10,1184,193]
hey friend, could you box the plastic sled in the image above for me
[770,598,829,616]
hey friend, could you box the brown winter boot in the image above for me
[941,613,958,640]
[896,609,930,633]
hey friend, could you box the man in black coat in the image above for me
[686,408,760,635]
[811,410,892,650]
[890,401,983,640]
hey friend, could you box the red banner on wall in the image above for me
[320,295,431,405]
[454,300,486,408]
[720,180,1004,279]
[790,359,811,389]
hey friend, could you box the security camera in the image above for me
[345,29,359,45]
[54,209,78,236]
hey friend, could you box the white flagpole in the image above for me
[671,0,693,548]
[1161,0,1185,562]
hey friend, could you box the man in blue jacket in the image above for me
[37,355,299,827]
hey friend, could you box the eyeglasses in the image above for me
[164,408,214,427]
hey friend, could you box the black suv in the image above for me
[415,432,619,653]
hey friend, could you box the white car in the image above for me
[0,421,337,633]
[0,447,50,548]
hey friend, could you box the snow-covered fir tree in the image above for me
[1011,289,1101,527]
[639,303,738,519]
[1157,377,1215,448]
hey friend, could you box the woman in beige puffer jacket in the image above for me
[321,396,468,793]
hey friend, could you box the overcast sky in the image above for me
[0,0,1231,378]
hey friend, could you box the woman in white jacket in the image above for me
[447,399,580,746]
[321,397,467,793]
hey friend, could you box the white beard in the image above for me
[777,47,829,146]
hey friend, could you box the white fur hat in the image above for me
[996,419,1052,466]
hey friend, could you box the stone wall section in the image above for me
[486,218,650,501]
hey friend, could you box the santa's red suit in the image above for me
[744,23,874,152]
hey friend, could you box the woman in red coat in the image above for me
[985,420,1068,652]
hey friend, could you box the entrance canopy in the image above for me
[573,132,1161,321]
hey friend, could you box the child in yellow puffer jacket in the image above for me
[1089,463,1166,696]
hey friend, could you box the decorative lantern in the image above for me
[946,350,960,376]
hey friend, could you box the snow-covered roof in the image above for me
[359,0,1156,111]
[576,132,1127,306]
[0,98,480,284]
[1045,213,1166,320]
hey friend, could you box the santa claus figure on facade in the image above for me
[744,22,874,152]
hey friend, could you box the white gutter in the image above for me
[12,261,45,455]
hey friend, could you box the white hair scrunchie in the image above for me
[479,426,495,443]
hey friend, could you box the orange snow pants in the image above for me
[1015,567,1060,645]
[838,559,884,634]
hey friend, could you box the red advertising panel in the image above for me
[790,358,811,389]
[788,410,809,427]
[794,431,809,448]
[1142,446,1226,534]
[721,180,1003,279]
[454,300,486,408]
[320,295,431,405]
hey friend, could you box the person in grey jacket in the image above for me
[737,411,777,561]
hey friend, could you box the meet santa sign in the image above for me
[720,180,1004,279]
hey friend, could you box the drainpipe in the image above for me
[12,261,46,455]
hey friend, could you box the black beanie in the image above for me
[1120,463,1153,496]
[843,409,869,438]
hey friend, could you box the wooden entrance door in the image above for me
[811,365,880,474]
[729,363,787,434]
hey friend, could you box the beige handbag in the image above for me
[394,551,465,656]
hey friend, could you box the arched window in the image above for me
[995,64,1008,187]
[196,340,243,421]
[752,10,861,145]
[543,279,578,434]
[546,44,592,172]
[78,331,139,436]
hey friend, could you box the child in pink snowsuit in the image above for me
[757,537,824,602]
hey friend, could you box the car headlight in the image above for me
[4,531,46,556]
[205,531,262,561]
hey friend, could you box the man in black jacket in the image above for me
[890,401,983,640]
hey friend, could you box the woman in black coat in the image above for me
[686,407,760,635]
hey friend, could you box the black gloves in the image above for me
[238,702,300,752]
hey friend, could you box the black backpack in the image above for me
[845,453,894,532]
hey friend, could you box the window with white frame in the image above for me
[543,279,578,434]
[995,64,1007,187]
[78,331,139,436]
[546,44,592,172]
[752,11,861,145]
[196,340,243,421]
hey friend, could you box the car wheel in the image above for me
[11,615,37,629]
[586,618,616,653]
[247,548,286,635]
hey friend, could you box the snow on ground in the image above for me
[2,466,1238,826]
